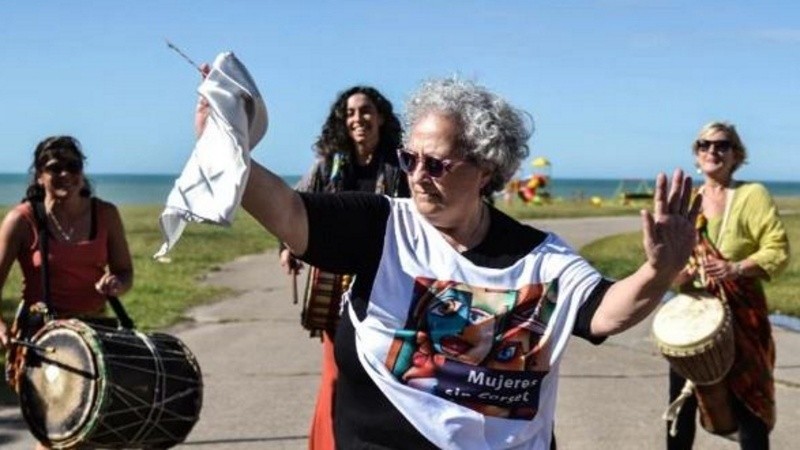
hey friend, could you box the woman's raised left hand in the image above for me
[194,63,211,138]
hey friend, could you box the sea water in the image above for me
[0,173,302,206]
[1,173,798,206]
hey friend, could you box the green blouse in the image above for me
[708,182,790,280]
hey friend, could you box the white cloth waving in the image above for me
[155,52,267,258]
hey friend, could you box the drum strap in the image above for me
[698,184,736,248]
[663,379,695,437]
[108,296,135,329]
[715,187,735,248]
[31,201,55,321]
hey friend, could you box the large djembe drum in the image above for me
[18,319,203,449]
[652,292,737,434]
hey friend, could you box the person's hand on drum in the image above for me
[702,255,738,280]
[641,169,702,276]
[673,265,698,288]
[280,248,304,276]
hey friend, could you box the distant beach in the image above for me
[1,173,799,206]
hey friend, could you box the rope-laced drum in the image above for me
[19,319,203,449]
[652,292,737,435]
[301,267,352,336]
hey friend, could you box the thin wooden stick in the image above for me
[165,39,204,74]
[292,272,299,305]
[10,338,55,354]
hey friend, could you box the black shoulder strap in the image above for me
[310,157,329,192]
[30,201,55,319]
[108,296,135,329]
[381,163,409,198]
[89,197,98,240]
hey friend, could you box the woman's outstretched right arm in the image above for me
[242,161,310,256]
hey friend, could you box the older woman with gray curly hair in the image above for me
[198,77,700,449]
[402,78,531,197]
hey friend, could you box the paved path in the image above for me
[1,216,798,449]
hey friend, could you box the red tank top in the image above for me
[16,200,109,317]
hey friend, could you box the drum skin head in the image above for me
[653,293,725,348]
[20,323,100,443]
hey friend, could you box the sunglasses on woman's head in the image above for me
[43,160,83,175]
[397,148,461,179]
[696,139,733,153]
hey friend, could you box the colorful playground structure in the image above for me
[512,156,552,205]
[503,157,654,207]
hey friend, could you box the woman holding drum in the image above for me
[666,122,790,449]
[279,86,409,449]
[0,135,134,449]
[196,76,699,449]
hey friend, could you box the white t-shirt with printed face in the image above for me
[347,200,603,450]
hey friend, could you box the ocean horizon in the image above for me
[1,173,799,206]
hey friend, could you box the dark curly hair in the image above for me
[25,135,92,202]
[314,86,402,163]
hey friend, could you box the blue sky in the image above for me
[2,1,798,181]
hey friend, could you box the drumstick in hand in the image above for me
[10,338,55,354]
[291,272,299,305]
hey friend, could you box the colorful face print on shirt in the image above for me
[385,277,558,420]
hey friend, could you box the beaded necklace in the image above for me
[48,212,75,242]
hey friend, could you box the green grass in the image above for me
[1,205,277,332]
[775,196,800,214]
[580,213,800,317]
[496,196,647,219]
[497,194,800,220]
